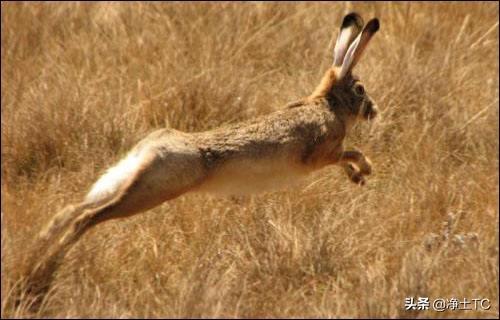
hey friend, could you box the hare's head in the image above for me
[312,13,379,122]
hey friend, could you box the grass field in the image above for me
[1,2,499,318]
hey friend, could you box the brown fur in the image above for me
[309,68,338,100]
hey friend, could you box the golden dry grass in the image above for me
[1,2,498,318]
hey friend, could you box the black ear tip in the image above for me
[367,18,380,33]
[342,12,364,29]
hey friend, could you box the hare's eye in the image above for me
[354,84,365,96]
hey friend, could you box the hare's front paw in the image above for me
[359,156,372,176]
[350,171,366,186]
[339,150,372,177]
[345,163,366,186]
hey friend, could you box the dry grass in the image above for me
[1,2,498,318]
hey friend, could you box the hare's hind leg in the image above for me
[37,203,95,245]
[23,139,206,309]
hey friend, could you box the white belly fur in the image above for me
[195,157,311,196]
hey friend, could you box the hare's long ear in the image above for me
[333,13,364,67]
[338,18,380,79]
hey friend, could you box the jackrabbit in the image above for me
[21,12,380,307]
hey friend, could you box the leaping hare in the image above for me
[21,12,380,307]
